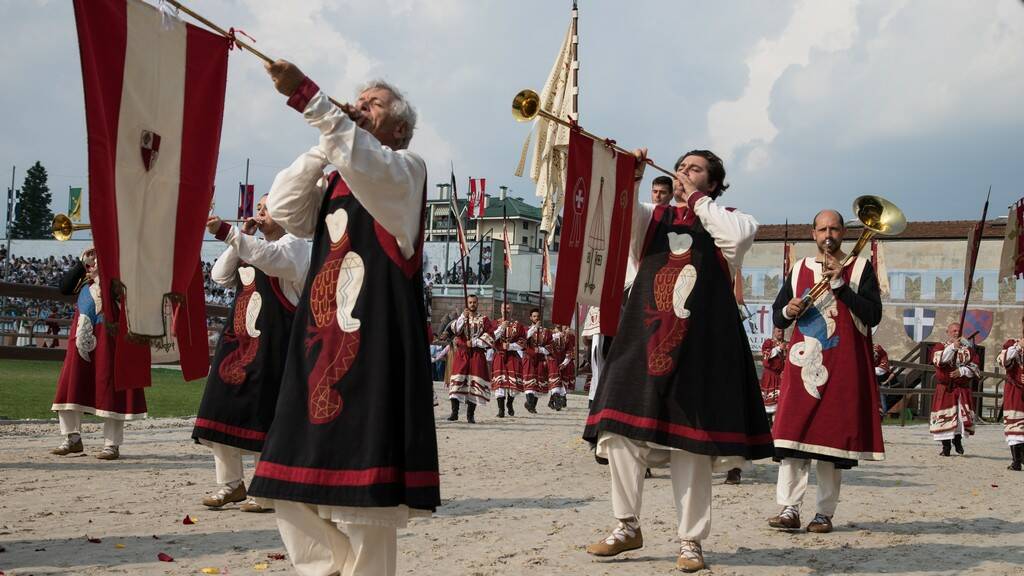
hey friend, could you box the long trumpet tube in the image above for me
[512,89,674,177]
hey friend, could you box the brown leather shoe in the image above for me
[586,520,643,556]
[51,436,84,456]
[239,498,273,513]
[768,506,801,530]
[676,540,705,572]
[95,446,120,460]
[807,513,833,533]
[202,483,247,508]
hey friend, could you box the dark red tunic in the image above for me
[760,338,785,412]
[52,273,147,420]
[523,325,552,395]
[490,320,525,394]
[447,315,494,405]
[997,339,1024,444]
[929,341,978,439]
[772,257,885,466]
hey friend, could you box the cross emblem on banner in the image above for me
[755,305,771,333]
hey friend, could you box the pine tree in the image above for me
[10,161,53,239]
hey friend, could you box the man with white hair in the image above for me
[248,61,439,576]
[192,195,309,513]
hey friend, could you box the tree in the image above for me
[10,161,54,239]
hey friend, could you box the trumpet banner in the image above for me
[551,131,635,336]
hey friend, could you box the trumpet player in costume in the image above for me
[584,150,773,572]
[769,209,885,534]
[51,246,147,460]
[247,59,439,576]
[192,195,310,511]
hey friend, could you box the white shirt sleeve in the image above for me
[225,230,310,284]
[267,146,330,239]
[210,244,240,288]
[626,201,657,286]
[302,92,426,259]
[691,195,759,275]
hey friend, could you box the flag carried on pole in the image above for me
[502,219,513,272]
[68,187,83,222]
[237,183,254,219]
[468,178,488,218]
[999,198,1024,280]
[959,188,990,332]
[551,131,636,335]
[449,167,469,257]
[782,219,793,278]
[515,16,574,239]
[542,241,552,287]
[74,0,227,385]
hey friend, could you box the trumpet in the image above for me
[799,195,906,311]
[512,88,675,177]
[52,213,91,241]
[52,213,256,241]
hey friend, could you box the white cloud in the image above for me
[707,1,860,164]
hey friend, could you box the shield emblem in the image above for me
[140,130,161,171]
[963,309,994,342]
[902,307,935,342]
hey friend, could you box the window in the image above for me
[522,221,529,230]
[522,236,529,245]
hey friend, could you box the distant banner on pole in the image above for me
[237,183,254,219]
[68,187,83,222]
[551,131,635,335]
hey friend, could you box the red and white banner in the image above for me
[75,0,226,384]
[468,178,487,218]
[551,131,635,335]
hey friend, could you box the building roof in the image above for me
[755,219,1006,242]
[479,196,542,221]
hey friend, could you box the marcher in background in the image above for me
[930,323,980,457]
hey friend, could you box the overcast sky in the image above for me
[2,0,1023,232]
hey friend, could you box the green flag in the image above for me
[68,187,82,222]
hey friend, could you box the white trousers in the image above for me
[493,388,518,398]
[606,434,712,542]
[274,500,397,576]
[776,458,842,517]
[207,441,259,488]
[58,410,123,447]
[549,385,566,395]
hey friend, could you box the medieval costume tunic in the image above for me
[247,81,439,576]
[929,339,979,444]
[770,254,883,523]
[584,190,772,545]
[523,323,552,397]
[490,319,526,398]
[52,258,147,451]
[446,313,494,405]
[760,337,786,415]
[191,225,308,498]
[557,328,577,392]
[996,339,1024,469]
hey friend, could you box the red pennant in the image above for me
[158,552,174,562]
[182,515,195,525]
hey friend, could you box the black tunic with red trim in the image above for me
[249,173,439,511]
[583,204,773,459]
[191,263,296,452]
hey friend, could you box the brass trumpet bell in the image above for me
[52,213,91,241]
[511,89,541,122]
[853,195,907,237]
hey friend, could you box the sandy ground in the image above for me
[1,384,1023,576]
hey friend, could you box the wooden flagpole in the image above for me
[959,186,991,339]
[162,0,350,110]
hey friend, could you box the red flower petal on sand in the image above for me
[157,552,174,562]
[267,553,286,560]
[86,535,102,544]
[182,515,196,525]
